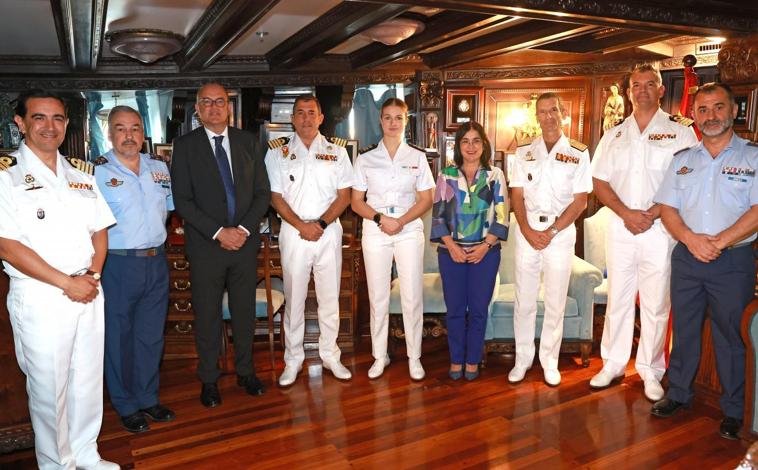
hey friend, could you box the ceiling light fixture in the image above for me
[360,18,425,46]
[106,29,185,64]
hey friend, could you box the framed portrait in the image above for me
[141,136,152,154]
[444,134,456,166]
[153,143,173,164]
[345,139,359,162]
[445,87,484,131]
[733,86,758,132]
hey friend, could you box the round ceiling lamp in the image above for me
[106,29,185,64]
[360,18,425,46]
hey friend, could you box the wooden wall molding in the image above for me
[659,53,718,71]
[718,35,758,84]
[444,62,633,81]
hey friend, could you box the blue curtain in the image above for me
[135,90,152,139]
[86,92,105,160]
[352,88,382,148]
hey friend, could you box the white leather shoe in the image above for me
[368,356,390,379]
[322,359,352,380]
[81,460,121,470]
[544,369,561,387]
[589,368,624,389]
[278,363,303,387]
[508,365,531,383]
[408,359,425,381]
[644,378,665,401]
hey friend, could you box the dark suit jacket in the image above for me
[170,126,271,259]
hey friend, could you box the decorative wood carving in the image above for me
[718,36,758,85]
[659,54,718,70]
[445,62,633,81]
[420,75,443,109]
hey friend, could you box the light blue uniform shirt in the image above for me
[654,133,758,242]
[94,150,174,249]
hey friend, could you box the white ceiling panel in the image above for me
[227,0,342,55]
[0,0,60,56]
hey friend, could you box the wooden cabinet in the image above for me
[163,239,361,359]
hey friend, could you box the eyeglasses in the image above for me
[198,98,227,108]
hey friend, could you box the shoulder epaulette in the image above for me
[569,139,588,152]
[149,153,168,163]
[93,155,108,166]
[65,157,94,176]
[516,135,534,147]
[674,147,691,156]
[358,144,377,155]
[0,154,17,172]
[407,143,426,153]
[670,114,694,127]
[747,141,758,148]
[267,136,290,149]
[327,136,347,148]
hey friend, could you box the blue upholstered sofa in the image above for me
[388,211,603,366]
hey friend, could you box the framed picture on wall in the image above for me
[733,86,757,132]
[346,139,358,162]
[153,143,173,164]
[141,137,153,154]
[445,87,484,131]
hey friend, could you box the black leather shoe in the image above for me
[140,404,176,422]
[237,374,266,396]
[121,412,149,433]
[651,398,687,418]
[200,382,222,408]
[719,417,742,440]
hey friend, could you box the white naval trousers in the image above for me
[279,220,343,367]
[513,218,576,371]
[600,215,674,381]
[7,278,105,470]
[361,218,425,361]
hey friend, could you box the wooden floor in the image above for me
[0,339,750,469]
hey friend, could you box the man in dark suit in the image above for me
[170,82,271,407]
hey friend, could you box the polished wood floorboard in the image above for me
[0,339,750,469]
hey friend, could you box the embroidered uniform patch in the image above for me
[105,178,123,187]
[315,154,338,162]
[676,166,693,175]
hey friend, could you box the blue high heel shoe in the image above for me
[464,365,479,381]
[448,367,464,381]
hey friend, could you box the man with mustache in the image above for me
[265,95,354,386]
[171,83,271,406]
[94,106,175,433]
[591,64,698,401]
[651,83,758,440]
[0,90,117,469]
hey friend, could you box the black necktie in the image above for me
[213,135,235,223]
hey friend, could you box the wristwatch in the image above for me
[549,226,559,237]
[373,213,382,226]
[318,218,328,229]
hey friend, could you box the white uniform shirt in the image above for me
[0,143,116,279]
[352,140,435,211]
[592,108,698,211]
[265,133,353,221]
[511,134,592,216]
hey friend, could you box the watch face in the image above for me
[92,272,101,280]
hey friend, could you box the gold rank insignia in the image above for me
[359,144,378,155]
[670,114,694,127]
[569,139,587,152]
[516,135,534,147]
[327,136,347,148]
[0,154,17,172]
[65,157,95,176]
[268,136,290,150]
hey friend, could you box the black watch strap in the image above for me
[373,213,382,226]
[318,218,328,229]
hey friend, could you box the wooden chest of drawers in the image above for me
[163,241,361,359]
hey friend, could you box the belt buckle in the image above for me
[388,207,395,214]
[146,248,157,257]
[539,215,548,223]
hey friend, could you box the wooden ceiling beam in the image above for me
[349,11,512,69]
[266,1,409,71]
[536,30,674,54]
[423,20,597,69]
[177,0,280,72]
[350,0,756,36]
[50,0,108,71]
